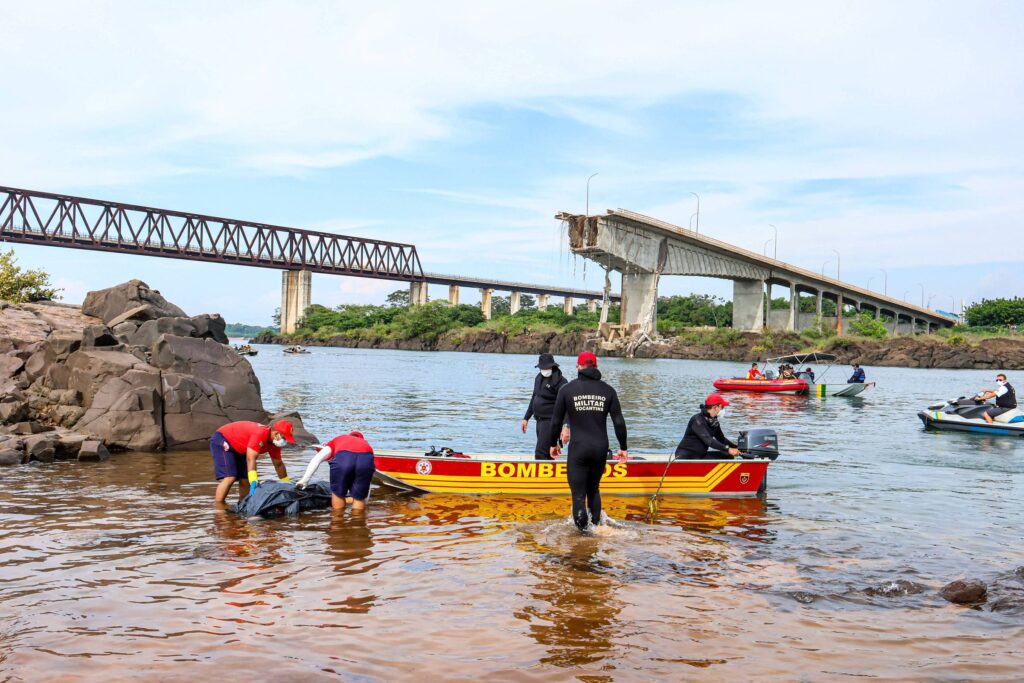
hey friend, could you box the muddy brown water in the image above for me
[1,347,1022,681]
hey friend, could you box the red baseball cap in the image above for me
[272,420,296,443]
[577,351,598,367]
[705,393,730,407]
[349,430,364,439]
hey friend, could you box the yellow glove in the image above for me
[247,470,258,484]
[280,476,290,483]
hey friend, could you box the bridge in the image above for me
[557,209,956,338]
[0,186,614,332]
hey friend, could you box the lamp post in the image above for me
[832,249,841,280]
[917,282,924,307]
[690,192,700,234]
[903,290,910,302]
[764,238,774,256]
[769,224,778,260]
[879,268,888,296]
[821,260,833,276]
[866,276,874,291]
[585,173,598,216]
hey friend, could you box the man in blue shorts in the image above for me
[210,419,295,504]
[295,431,375,511]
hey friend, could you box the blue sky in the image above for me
[1,1,1022,324]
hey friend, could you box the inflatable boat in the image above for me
[712,377,808,394]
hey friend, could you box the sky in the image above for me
[1,1,1022,324]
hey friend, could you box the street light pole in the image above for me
[821,260,833,276]
[763,238,773,256]
[690,192,700,234]
[866,276,874,291]
[903,290,910,302]
[917,282,925,307]
[879,268,888,296]
[769,224,778,260]
[832,249,841,280]
[585,173,598,216]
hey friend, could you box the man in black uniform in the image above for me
[521,353,569,460]
[976,373,1017,424]
[548,351,627,533]
[675,394,742,460]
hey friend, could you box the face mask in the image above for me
[540,369,553,378]
[273,437,287,447]
[996,380,1005,386]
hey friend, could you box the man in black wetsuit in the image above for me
[675,394,742,460]
[548,351,628,533]
[521,353,569,460]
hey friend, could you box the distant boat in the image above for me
[283,345,310,355]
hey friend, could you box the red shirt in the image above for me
[325,434,374,462]
[747,368,764,379]
[217,421,282,460]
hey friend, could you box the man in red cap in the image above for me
[547,351,628,532]
[210,419,295,504]
[294,431,376,512]
[674,394,742,460]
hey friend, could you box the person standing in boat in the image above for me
[976,373,1017,424]
[675,394,742,460]
[521,353,570,460]
[547,352,628,533]
[746,362,764,380]
[295,431,376,512]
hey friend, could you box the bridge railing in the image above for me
[0,186,423,281]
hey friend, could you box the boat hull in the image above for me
[713,378,808,394]
[918,411,1024,436]
[372,452,769,497]
[815,382,870,398]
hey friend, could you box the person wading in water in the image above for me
[521,353,570,460]
[548,352,627,533]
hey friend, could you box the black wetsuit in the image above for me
[675,408,737,459]
[524,369,568,460]
[547,367,627,531]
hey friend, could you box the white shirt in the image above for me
[995,384,1008,397]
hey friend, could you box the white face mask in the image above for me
[273,437,287,448]
[996,379,1006,386]
[540,369,553,378]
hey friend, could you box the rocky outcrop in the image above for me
[1,280,303,462]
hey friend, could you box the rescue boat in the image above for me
[711,377,809,394]
[372,451,770,497]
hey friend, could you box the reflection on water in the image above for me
[1,348,1023,679]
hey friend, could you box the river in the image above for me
[2,346,1022,681]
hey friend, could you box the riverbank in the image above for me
[253,328,1024,369]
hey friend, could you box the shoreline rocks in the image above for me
[1,280,314,465]
[252,328,1024,370]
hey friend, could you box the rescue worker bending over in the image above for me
[675,394,742,460]
[746,362,764,380]
[548,352,627,533]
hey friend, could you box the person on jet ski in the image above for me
[848,363,866,383]
[675,394,742,460]
[976,373,1017,424]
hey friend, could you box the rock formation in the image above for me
[0,280,312,464]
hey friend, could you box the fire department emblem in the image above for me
[740,472,750,484]
[416,459,433,475]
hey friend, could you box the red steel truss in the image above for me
[0,186,423,281]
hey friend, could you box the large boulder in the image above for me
[268,410,318,447]
[72,367,164,451]
[77,440,111,462]
[151,335,266,448]
[130,317,198,349]
[190,314,229,344]
[82,280,186,325]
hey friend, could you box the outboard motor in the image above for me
[738,428,779,460]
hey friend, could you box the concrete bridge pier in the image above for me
[563,297,574,315]
[733,279,766,332]
[448,285,459,306]
[480,288,493,320]
[280,269,312,334]
[510,291,521,315]
[587,299,597,313]
[410,281,428,306]
[537,294,549,311]
[620,272,659,334]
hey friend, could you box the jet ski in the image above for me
[918,397,1024,436]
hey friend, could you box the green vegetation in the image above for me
[964,297,1024,327]
[657,294,732,332]
[0,249,61,303]
[225,322,276,337]
[847,312,888,339]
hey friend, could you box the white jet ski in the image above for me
[918,397,1024,436]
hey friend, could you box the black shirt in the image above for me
[675,409,737,458]
[547,367,627,455]
[523,369,568,421]
[996,382,1017,409]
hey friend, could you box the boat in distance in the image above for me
[712,377,808,394]
[371,451,770,497]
